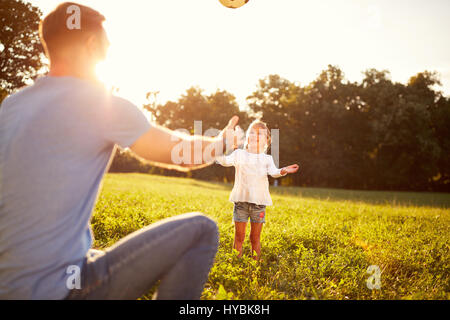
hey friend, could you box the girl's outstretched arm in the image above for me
[280,164,300,175]
[268,157,300,177]
[267,156,287,178]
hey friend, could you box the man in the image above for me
[0,2,240,299]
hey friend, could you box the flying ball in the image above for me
[219,0,250,9]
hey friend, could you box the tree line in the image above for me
[110,66,450,192]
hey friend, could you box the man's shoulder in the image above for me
[109,94,137,109]
[1,76,107,107]
[0,83,37,109]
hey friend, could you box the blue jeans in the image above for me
[64,212,219,300]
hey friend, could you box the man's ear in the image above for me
[86,34,97,54]
[86,31,108,61]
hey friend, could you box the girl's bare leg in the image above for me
[233,222,247,258]
[250,222,263,260]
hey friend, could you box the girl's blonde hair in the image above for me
[244,119,271,153]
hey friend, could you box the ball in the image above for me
[219,0,250,9]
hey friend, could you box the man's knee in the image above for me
[184,212,219,244]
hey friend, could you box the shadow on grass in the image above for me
[187,178,450,209]
[269,185,450,208]
[111,173,450,209]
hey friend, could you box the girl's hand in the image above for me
[281,164,299,175]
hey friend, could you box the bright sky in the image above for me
[32,0,450,109]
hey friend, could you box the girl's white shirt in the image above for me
[215,148,286,206]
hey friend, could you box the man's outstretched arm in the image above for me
[129,116,240,172]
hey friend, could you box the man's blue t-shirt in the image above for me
[0,76,151,299]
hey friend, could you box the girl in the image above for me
[215,119,299,260]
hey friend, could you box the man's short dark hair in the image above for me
[39,2,105,59]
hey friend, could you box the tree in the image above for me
[0,0,45,94]
[359,69,444,191]
[144,87,250,132]
[300,66,373,189]
[430,96,450,191]
[142,87,251,182]
[0,87,7,105]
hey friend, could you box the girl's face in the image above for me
[247,126,268,152]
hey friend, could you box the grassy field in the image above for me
[91,173,450,300]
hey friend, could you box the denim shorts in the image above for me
[233,202,266,223]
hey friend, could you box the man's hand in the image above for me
[280,164,299,176]
[130,115,242,172]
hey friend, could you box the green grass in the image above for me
[91,173,450,300]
